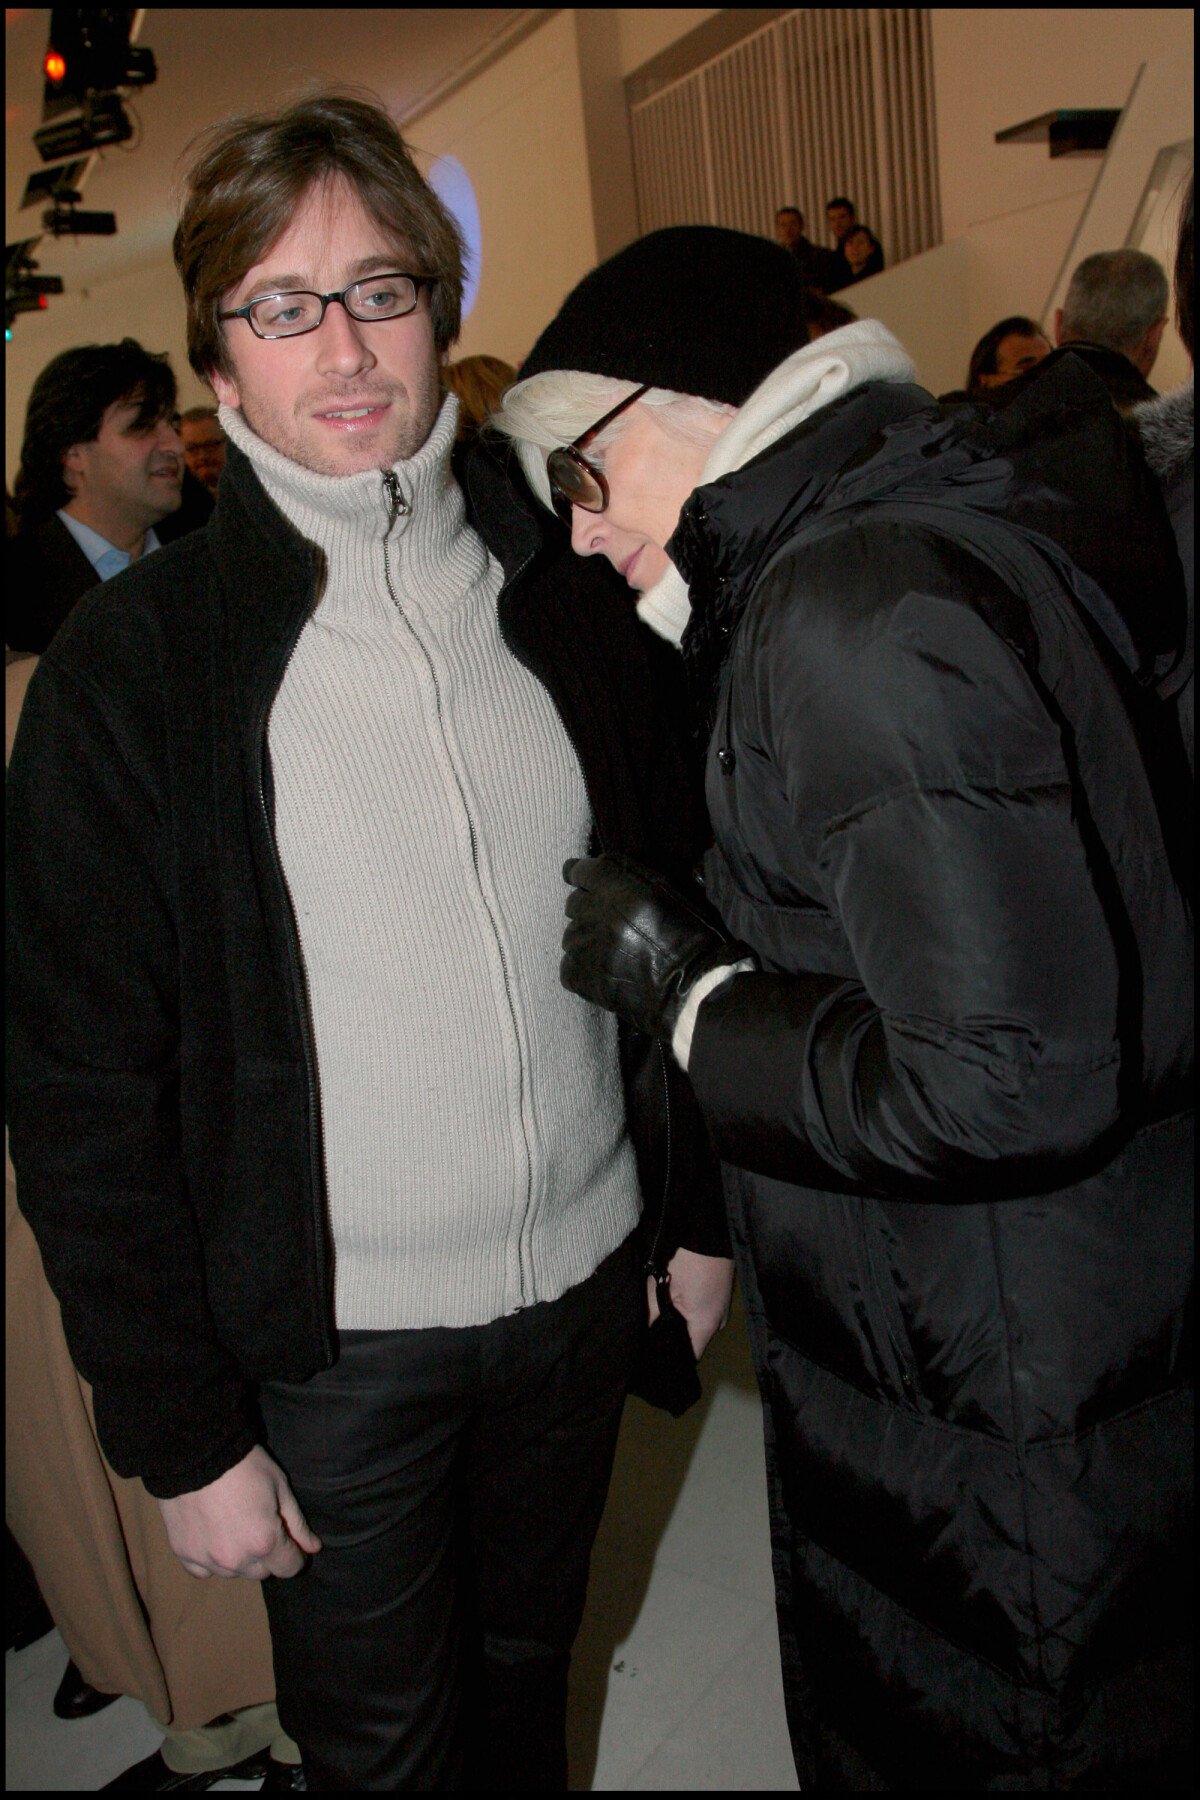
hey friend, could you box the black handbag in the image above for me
[627,1270,702,1417]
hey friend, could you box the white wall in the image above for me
[931,8,1192,241]
[406,10,596,369]
[851,11,1195,401]
[615,10,722,77]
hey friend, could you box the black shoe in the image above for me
[261,1759,307,1791]
[52,1658,120,1720]
[101,1747,273,1790]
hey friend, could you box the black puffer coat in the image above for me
[671,353,1193,1789]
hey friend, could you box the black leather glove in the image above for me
[561,852,753,1041]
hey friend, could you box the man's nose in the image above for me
[315,299,376,373]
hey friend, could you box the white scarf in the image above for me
[636,318,918,645]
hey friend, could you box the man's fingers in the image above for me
[277,1481,322,1556]
[262,1535,309,1580]
[563,855,598,888]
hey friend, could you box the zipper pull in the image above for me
[382,469,410,536]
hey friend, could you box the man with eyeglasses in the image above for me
[176,405,228,496]
[6,94,729,1791]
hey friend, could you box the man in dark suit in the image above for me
[774,205,843,294]
[7,338,186,653]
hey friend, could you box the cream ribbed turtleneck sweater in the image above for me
[219,394,640,1329]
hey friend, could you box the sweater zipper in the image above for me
[489,533,676,1288]
[380,471,538,1308]
[254,546,334,1362]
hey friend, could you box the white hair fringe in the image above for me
[491,371,735,513]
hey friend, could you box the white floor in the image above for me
[6,1288,800,1792]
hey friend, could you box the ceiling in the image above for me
[5,8,545,292]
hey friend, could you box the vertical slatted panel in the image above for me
[813,9,837,223]
[917,6,942,246]
[630,78,708,232]
[773,18,798,205]
[629,9,941,268]
[801,8,828,236]
[881,9,903,259]
[809,8,833,234]
[710,47,742,228]
[705,28,784,236]
[841,12,861,203]
[900,9,922,260]
[847,11,871,231]
[888,11,912,260]
[821,10,843,214]
[779,11,812,229]
[853,13,877,230]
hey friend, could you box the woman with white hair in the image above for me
[491,227,1193,1790]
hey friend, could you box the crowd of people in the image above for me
[959,246,1173,410]
[773,195,885,293]
[5,86,1193,1795]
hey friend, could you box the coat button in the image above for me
[717,747,736,772]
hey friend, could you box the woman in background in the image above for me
[444,352,517,439]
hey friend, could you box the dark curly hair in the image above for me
[13,338,177,527]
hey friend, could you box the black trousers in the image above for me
[258,1233,644,1791]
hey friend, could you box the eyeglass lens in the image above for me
[545,383,649,520]
[547,450,605,516]
[249,274,419,337]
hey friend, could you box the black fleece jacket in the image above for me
[6,431,725,1499]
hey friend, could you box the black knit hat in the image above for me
[519,226,812,406]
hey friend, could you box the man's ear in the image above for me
[209,367,240,410]
[60,442,87,496]
[1053,307,1065,347]
[1139,315,1167,372]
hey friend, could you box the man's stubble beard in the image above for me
[238,367,443,479]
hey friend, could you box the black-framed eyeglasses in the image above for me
[218,273,434,341]
[546,383,650,524]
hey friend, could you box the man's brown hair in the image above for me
[173,90,465,382]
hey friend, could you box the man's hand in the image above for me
[562,853,750,1040]
[649,1248,736,1360]
[158,1444,321,1580]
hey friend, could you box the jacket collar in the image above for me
[668,379,931,705]
[208,418,552,731]
[1133,381,1194,483]
[638,319,918,644]
[669,348,1186,725]
[203,440,320,750]
[458,426,546,583]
